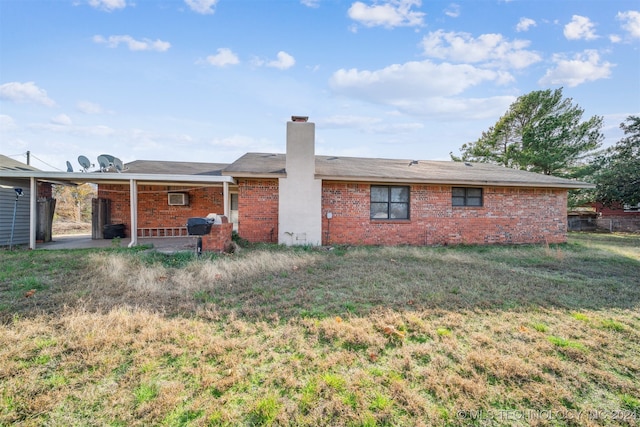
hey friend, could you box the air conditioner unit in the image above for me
[168,192,189,206]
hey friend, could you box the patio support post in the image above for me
[223,181,229,219]
[29,177,36,250]
[128,179,138,248]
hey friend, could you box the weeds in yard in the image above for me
[0,233,638,426]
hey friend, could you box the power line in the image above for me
[29,153,64,171]
[5,152,28,159]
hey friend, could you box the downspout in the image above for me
[128,179,138,248]
[30,177,36,250]
[223,181,229,218]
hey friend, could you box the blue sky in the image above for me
[1,0,639,171]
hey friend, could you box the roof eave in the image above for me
[0,171,236,185]
[222,172,286,179]
[314,174,595,189]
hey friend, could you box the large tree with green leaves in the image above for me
[451,88,604,176]
[590,116,640,207]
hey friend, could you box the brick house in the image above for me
[98,117,592,248]
[1,117,594,249]
[223,118,590,246]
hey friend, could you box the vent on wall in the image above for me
[168,193,189,206]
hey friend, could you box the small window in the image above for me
[452,187,483,207]
[371,185,410,219]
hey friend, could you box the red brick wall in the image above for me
[236,178,279,243]
[321,182,568,246]
[202,222,234,252]
[38,182,53,199]
[98,180,569,246]
[97,184,225,235]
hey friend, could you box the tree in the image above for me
[591,116,640,207]
[451,88,604,176]
[53,183,96,222]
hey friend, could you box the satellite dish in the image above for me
[97,155,110,171]
[66,161,73,172]
[78,155,91,171]
[113,157,124,172]
[100,154,115,164]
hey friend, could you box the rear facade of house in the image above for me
[96,118,589,248]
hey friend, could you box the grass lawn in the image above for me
[1,232,639,426]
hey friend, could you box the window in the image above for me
[371,186,410,219]
[452,187,483,207]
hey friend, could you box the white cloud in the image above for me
[609,34,622,43]
[0,81,56,107]
[444,3,460,18]
[93,35,171,52]
[0,114,16,131]
[516,17,536,32]
[206,134,281,156]
[564,15,598,40]
[321,115,423,134]
[330,60,506,104]
[539,50,613,87]
[31,122,116,138]
[184,0,218,15]
[87,0,127,12]
[204,48,240,67]
[348,0,425,28]
[301,0,320,8]
[617,10,640,39]
[267,51,296,70]
[77,100,105,114]
[420,30,541,69]
[392,95,516,119]
[50,114,73,126]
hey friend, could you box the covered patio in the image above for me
[0,169,235,250]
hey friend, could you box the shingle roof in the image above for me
[0,155,41,172]
[124,160,229,176]
[223,153,594,189]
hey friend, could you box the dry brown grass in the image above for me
[1,233,639,426]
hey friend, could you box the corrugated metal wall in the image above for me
[0,179,31,246]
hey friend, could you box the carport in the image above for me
[0,170,235,250]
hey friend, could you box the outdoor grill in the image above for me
[186,217,216,256]
[186,217,214,236]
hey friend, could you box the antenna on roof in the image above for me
[66,161,73,172]
[78,155,92,172]
[101,154,115,164]
[97,154,126,172]
[97,155,110,171]
[113,157,126,173]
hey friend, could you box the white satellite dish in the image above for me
[100,154,115,164]
[113,157,125,172]
[78,155,92,171]
[97,155,110,171]
[66,161,73,172]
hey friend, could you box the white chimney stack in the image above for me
[278,116,322,246]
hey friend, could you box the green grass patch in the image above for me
[531,322,548,332]
[547,336,587,351]
[601,318,626,332]
[133,383,158,405]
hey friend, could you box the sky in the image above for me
[1,0,639,172]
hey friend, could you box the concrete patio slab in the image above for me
[37,234,198,253]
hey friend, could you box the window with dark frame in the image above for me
[370,185,410,219]
[452,187,483,207]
